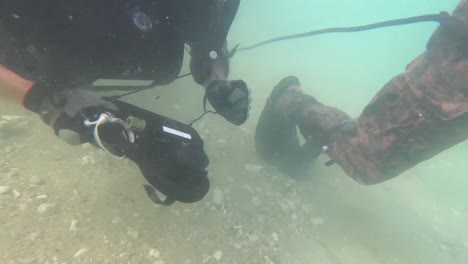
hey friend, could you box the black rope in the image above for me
[181,13,447,127]
[237,13,445,51]
[188,110,216,126]
[106,13,447,92]
[108,72,193,100]
[109,12,447,123]
[174,13,445,79]
[176,72,193,79]
[112,86,154,99]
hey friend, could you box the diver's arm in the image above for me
[185,0,249,125]
[0,64,119,147]
[189,41,230,87]
[189,43,249,126]
[0,65,34,104]
[202,55,228,88]
[186,0,238,87]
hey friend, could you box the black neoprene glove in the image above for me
[205,80,251,125]
[23,82,119,145]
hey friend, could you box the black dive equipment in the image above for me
[85,96,210,206]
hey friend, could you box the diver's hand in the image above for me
[206,80,251,125]
[24,83,118,145]
[48,88,119,145]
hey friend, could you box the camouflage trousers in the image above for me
[300,0,468,184]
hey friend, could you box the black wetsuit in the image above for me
[0,0,239,87]
[0,0,242,205]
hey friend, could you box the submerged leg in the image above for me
[298,0,468,184]
[255,77,320,178]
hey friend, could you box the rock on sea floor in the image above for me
[0,185,11,194]
[244,164,264,173]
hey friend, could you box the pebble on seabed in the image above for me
[1,115,24,121]
[69,220,78,232]
[12,189,21,199]
[451,209,461,216]
[149,248,160,258]
[127,229,139,239]
[213,250,223,261]
[36,194,48,200]
[7,169,19,177]
[30,175,44,185]
[243,164,264,172]
[216,139,227,144]
[272,233,278,241]
[37,203,57,214]
[80,156,95,166]
[311,217,325,225]
[463,241,468,249]
[439,243,451,252]
[73,248,87,258]
[248,234,258,242]
[212,188,224,206]
[0,185,11,194]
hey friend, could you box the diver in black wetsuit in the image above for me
[0,0,249,129]
[0,0,250,204]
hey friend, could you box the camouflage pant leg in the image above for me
[326,1,468,184]
[327,73,468,184]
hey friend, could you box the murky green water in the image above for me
[1,0,467,263]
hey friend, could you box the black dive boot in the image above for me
[254,76,318,179]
